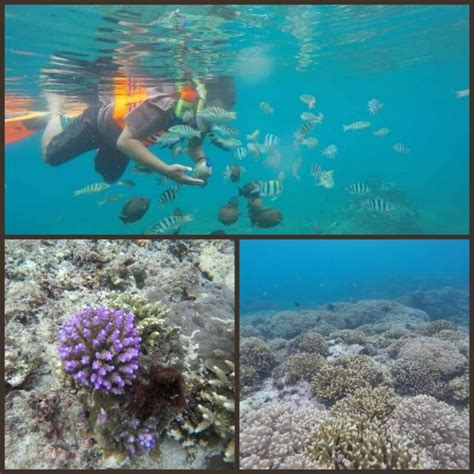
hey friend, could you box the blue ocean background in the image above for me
[240,239,469,314]
[5,5,469,235]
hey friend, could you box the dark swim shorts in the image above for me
[45,104,129,183]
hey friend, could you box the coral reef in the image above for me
[286,353,326,384]
[240,401,326,469]
[286,331,328,355]
[387,395,469,469]
[58,306,141,395]
[5,240,234,469]
[308,416,427,469]
[311,355,384,404]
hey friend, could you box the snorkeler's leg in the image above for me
[41,113,63,161]
[43,105,102,167]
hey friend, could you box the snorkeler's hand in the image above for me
[164,164,204,186]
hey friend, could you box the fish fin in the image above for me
[277,171,285,182]
[342,125,348,132]
[119,216,127,223]
[182,214,193,222]
[173,208,183,217]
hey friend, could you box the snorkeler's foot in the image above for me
[24,113,60,131]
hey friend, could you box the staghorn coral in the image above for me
[331,386,398,423]
[387,395,469,469]
[286,331,328,356]
[168,361,235,464]
[286,353,326,384]
[57,306,141,395]
[308,415,427,469]
[311,355,384,404]
[240,401,326,469]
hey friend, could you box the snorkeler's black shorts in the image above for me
[45,104,129,183]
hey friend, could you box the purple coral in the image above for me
[58,305,141,395]
[119,417,158,455]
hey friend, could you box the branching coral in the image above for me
[387,395,469,469]
[286,353,326,384]
[168,361,235,463]
[308,415,427,469]
[240,401,326,469]
[311,355,384,404]
[286,331,328,356]
[330,386,398,423]
[58,306,141,395]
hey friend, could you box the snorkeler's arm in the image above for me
[188,135,207,163]
[117,128,204,185]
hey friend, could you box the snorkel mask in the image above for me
[174,79,207,120]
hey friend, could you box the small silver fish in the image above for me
[73,182,110,197]
[299,137,319,149]
[301,112,324,124]
[168,125,201,139]
[343,121,371,132]
[373,128,390,137]
[368,99,383,116]
[321,144,338,159]
[300,94,316,109]
[246,129,260,141]
[292,158,302,181]
[455,89,469,99]
[260,101,274,114]
[97,193,124,207]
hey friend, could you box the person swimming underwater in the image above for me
[39,75,236,185]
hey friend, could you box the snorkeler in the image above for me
[36,75,236,185]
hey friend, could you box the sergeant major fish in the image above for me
[168,125,201,139]
[362,198,394,212]
[73,182,111,197]
[301,112,324,124]
[224,165,245,183]
[321,144,338,159]
[146,211,193,234]
[342,121,371,132]
[255,171,285,199]
[197,106,237,124]
[159,185,179,206]
[208,134,241,150]
[311,164,334,189]
[234,147,248,160]
[345,182,371,195]
[261,133,280,152]
[211,124,239,136]
[156,132,182,146]
[393,143,410,154]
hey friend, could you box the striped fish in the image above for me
[255,171,285,198]
[159,185,179,206]
[197,106,237,124]
[393,143,410,154]
[321,144,338,159]
[234,147,248,160]
[146,213,193,234]
[156,132,182,147]
[362,198,394,212]
[73,182,110,197]
[345,182,371,195]
[310,163,322,177]
[208,133,241,150]
[261,133,280,153]
[97,193,124,207]
[296,120,315,137]
[168,125,201,139]
[211,124,239,137]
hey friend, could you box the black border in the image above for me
[2,1,473,473]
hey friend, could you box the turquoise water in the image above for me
[5,5,470,235]
[240,239,469,313]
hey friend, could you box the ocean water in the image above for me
[5,5,469,235]
[240,239,469,313]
